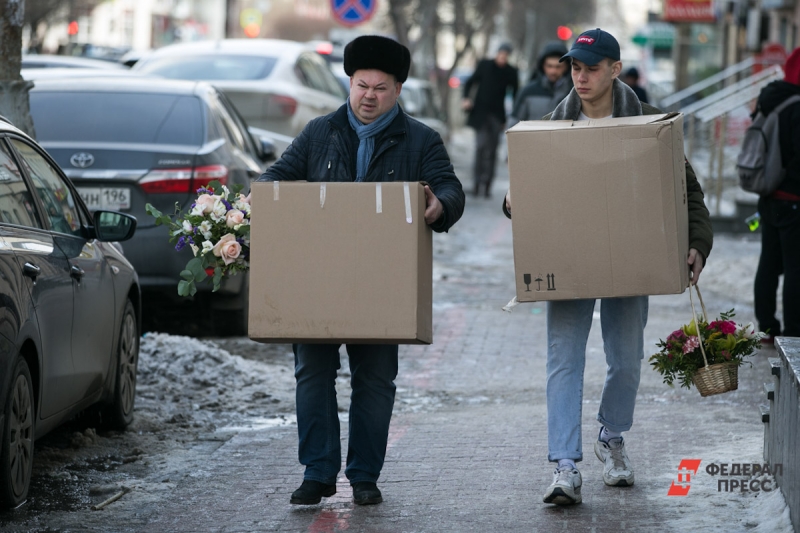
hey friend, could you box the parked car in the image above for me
[0,116,139,509]
[28,77,276,335]
[132,39,348,137]
[21,54,127,70]
[21,68,140,82]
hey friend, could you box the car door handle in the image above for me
[70,265,85,280]
[23,262,41,280]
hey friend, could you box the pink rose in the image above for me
[226,209,245,228]
[195,194,216,214]
[709,320,736,335]
[212,234,242,265]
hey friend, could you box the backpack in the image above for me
[737,95,800,195]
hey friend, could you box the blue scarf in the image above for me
[346,99,400,181]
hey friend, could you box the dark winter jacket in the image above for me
[462,58,519,129]
[257,103,465,233]
[503,88,713,262]
[754,80,800,196]
[509,42,572,125]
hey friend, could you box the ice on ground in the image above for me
[136,333,295,429]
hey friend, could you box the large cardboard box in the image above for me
[506,113,689,302]
[248,181,433,344]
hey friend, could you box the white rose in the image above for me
[739,322,757,339]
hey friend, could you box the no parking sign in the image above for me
[330,0,376,26]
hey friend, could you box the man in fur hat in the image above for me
[257,35,465,506]
[503,28,713,506]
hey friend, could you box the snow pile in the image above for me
[135,333,294,428]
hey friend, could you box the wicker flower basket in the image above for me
[688,285,740,397]
[692,362,739,397]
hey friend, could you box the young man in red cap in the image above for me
[753,46,800,341]
[504,28,713,505]
[258,35,465,506]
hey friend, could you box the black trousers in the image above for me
[754,197,800,337]
[472,114,504,197]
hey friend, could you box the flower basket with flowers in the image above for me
[649,284,764,397]
[144,180,250,297]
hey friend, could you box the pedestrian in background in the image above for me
[503,28,712,506]
[753,46,800,341]
[257,35,465,506]
[508,41,572,126]
[621,67,649,104]
[462,43,519,198]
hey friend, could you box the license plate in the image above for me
[78,187,131,211]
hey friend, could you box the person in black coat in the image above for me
[753,46,800,340]
[621,67,649,104]
[508,41,572,126]
[257,35,465,507]
[462,43,519,198]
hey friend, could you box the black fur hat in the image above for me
[343,35,411,83]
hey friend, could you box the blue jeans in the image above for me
[293,343,398,485]
[546,296,648,462]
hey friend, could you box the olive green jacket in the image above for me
[503,102,713,261]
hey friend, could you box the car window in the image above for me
[296,53,347,99]
[295,53,329,93]
[10,139,83,237]
[30,92,204,146]
[137,55,278,80]
[216,91,260,158]
[0,140,44,229]
[208,93,247,152]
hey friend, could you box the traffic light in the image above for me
[557,26,572,41]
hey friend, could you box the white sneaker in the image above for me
[542,466,582,505]
[594,436,635,486]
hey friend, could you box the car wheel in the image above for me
[0,357,34,509]
[103,300,138,430]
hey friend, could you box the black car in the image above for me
[0,117,139,509]
[28,77,275,334]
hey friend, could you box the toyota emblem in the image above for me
[70,152,95,168]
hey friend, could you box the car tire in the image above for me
[102,300,138,430]
[0,357,34,509]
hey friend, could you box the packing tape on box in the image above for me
[502,296,520,312]
[320,183,327,208]
[273,181,279,200]
[376,183,382,213]
[404,182,412,224]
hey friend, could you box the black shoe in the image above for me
[290,480,336,505]
[352,482,383,505]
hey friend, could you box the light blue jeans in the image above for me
[546,296,648,462]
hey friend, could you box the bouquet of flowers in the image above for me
[145,180,250,296]
[650,308,764,394]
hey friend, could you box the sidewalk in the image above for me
[139,143,791,532]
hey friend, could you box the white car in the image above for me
[133,39,348,138]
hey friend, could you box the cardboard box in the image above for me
[506,113,689,302]
[248,181,433,344]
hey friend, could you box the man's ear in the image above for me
[610,60,623,79]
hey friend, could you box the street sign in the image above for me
[330,0,376,27]
[662,0,715,23]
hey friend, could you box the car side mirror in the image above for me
[258,136,276,162]
[93,210,137,242]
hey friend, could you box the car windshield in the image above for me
[137,55,278,80]
[30,92,204,145]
